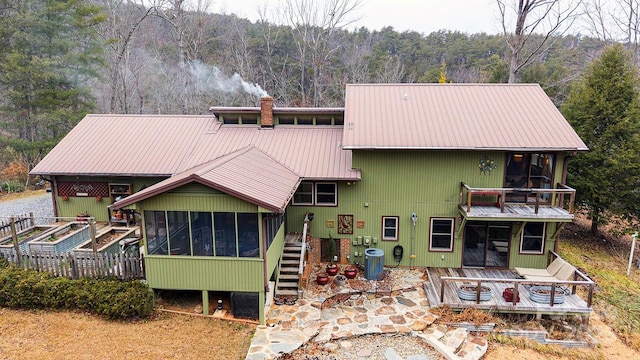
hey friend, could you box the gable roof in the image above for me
[342,83,588,151]
[111,147,300,213]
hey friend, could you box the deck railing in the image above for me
[439,252,594,307]
[459,182,576,214]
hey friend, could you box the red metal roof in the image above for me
[111,147,301,212]
[342,84,588,151]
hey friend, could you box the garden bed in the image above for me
[73,227,137,255]
[28,222,91,254]
[0,225,58,257]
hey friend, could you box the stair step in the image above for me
[280,267,299,273]
[282,252,300,258]
[278,281,298,289]
[279,274,299,280]
[281,259,300,265]
[284,246,302,251]
[276,289,298,296]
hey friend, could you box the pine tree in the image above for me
[562,44,640,234]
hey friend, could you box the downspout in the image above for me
[262,215,269,292]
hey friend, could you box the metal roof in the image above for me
[342,84,588,151]
[31,115,360,180]
[30,114,211,177]
[110,147,301,213]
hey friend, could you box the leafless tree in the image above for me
[284,0,364,106]
[497,0,582,83]
[583,0,640,64]
[91,0,163,113]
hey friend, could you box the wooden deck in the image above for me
[424,267,593,316]
[460,204,574,220]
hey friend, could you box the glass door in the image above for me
[463,222,510,268]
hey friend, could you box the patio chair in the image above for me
[514,256,566,278]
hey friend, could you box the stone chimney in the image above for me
[260,96,274,128]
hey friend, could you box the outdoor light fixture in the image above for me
[411,212,418,226]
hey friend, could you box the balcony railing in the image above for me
[459,182,576,216]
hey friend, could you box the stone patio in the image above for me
[245,267,488,360]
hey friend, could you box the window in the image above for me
[144,211,167,255]
[191,212,213,256]
[315,183,337,205]
[382,216,399,241]
[214,212,237,257]
[430,218,454,251]
[167,211,190,255]
[292,181,337,206]
[238,213,259,257]
[292,182,314,205]
[520,223,545,254]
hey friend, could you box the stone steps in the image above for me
[418,325,488,360]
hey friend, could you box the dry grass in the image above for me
[0,308,255,359]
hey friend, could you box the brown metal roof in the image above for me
[31,114,212,176]
[342,84,588,151]
[111,147,301,213]
[31,115,360,180]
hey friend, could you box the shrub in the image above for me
[0,264,154,319]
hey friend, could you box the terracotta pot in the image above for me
[316,272,329,285]
[326,264,339,276]
[344,265,357,279]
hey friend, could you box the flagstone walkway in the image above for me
[245,268,488,360]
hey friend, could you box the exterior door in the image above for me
[463,222,510,268]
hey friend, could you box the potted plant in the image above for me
[344,265,358,279]
[316,272,329,285]
[326,234,339,276]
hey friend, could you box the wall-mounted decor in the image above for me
[357,220,365,228]
[326,219,335,228]
[57,181,109,197]
[337,214,354,234]
[478,156,498,174]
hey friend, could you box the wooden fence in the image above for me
[1,251,145,280]
[0,213,35,239]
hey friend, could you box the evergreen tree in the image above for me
[0,0,104,143]
[563,44,640,234]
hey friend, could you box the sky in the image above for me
[214,0,506,35]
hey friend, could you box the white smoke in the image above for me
[188,61,268,98]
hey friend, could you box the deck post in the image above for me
[440,279,445,303]
[29,212,35,227]
[476,280,481,304]
[549,283,556,307]
[467,192,472,212]
[587,283,594,307]
[90,220,97,256]
[513,281,520,305]
[10,217,21,266]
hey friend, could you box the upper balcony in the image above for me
[459,182,576,221]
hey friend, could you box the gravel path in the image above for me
[0,192,55,225]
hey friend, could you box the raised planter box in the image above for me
[0,225,58,257]
[28,222,91,255]
[73,227,137,255]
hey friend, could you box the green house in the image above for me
[30,84,587,323]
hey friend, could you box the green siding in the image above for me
[139,188,257,212]
[287,150,571,269]
[266,225,286,279]
[145,256,263,291]
[53,176,163,221]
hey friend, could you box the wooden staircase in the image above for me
[275,240,303,298]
